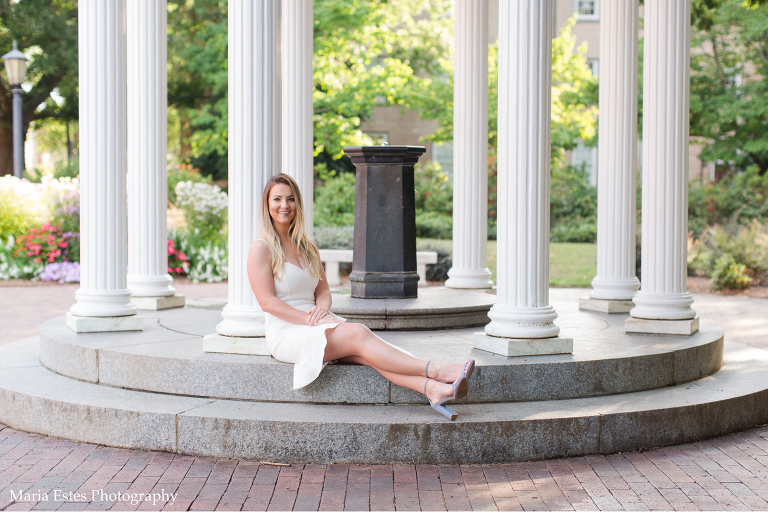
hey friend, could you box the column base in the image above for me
[216,304,266,337]
[473,333,573,357]
[579,297,634,314]
[66,312,144,333]
[132,294,186,311]
[203,333,270,356]
[625,316,700,336]
[445,268,494,289]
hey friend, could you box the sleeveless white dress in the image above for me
[265,260,345,390]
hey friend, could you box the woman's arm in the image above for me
[247,240,309,325]
[307,241,335,326]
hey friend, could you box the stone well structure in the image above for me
[1,0,767,464]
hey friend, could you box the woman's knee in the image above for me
[339,322,370,342]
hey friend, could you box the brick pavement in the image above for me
[1,422,767,511]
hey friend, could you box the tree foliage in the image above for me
[690,0,768,174]
[168,0,455,178]
[0,0,78,176]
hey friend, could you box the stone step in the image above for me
[2,337,767,464]
[38,306,724,404]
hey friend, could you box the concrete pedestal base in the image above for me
[66,312,143,333]
[473,332,573,357]
[626,316,699,335]
[203,333,270,356]
[579,297,634,314]
[132,294,186,311]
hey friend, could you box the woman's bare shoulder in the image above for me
[250,238,270,255]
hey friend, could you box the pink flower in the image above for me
[175,267,183,274]
[178,252,187,261]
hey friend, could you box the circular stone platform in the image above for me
[37,299,723,404]
[2,288,766,464]
[328,287,496,330]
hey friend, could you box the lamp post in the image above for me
[2,40,28,178]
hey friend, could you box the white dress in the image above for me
[265,260,345,389]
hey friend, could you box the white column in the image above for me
[445,0,493,290]
[629,0,696,331]
[474,0,570,357]
[126,0,183,311]
[282,0,313,235]
[581,0,640,313]
[211,0,281,341]
[68,0,141,333]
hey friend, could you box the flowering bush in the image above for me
[175,181,228,242]
[0,236,44,280]
[0,176,43,238]
[167,239,190,276]
[169,229,227,283]
[42,175,81,262]
[15,223,70,265]
[40,261,80,283]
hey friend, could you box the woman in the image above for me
[247,173,474,420]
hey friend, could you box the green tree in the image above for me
[690,0,768,174]
[0,0,78,176]
[167,0,454,178]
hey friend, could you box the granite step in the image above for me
[2,337,767,464]
[38,308,724,404]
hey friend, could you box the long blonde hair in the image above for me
[260,173,322,280]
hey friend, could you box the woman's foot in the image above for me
[426,360,473,384]
[425,378,458,405]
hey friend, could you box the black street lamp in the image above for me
[2,40,28,178]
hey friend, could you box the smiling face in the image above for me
[268,183,297,229]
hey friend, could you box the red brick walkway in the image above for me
[2,422,768,511]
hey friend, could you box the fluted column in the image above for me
[68,0,141,333]
[474,0,570,356]
[581,0,640,313]
[445,0,493,290]
[126,0,183,310]
[213,0,281,339]
[282,0,313,235]
[628,0,696,333]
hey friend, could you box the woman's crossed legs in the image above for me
[323,322,466,404]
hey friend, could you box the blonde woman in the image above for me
[247,173,475,420]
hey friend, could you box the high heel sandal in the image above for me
[424,378,459,421]
[425,359,475,400]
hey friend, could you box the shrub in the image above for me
[169,229,227,283]
[175,181,228,242]
[700,220,768,283]
[40,261,80,283]
[314,171,356,227]
[416,211,452,239]
[0,236,44,280]
[15,223,70,265]
[711,254,752,290]
[314,225,354,250]
[168,163,212,205]
[688,165,768,239]
[416,241,452,282]
[550,164,597,243]
[42,175,80,262]
[414,162,452,215]
[167,239,191,276]
[0,176,41,239]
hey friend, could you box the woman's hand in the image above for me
[307,306,336,326]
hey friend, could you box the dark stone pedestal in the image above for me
[343,145,426,298]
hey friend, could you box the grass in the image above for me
[418,238,596,288]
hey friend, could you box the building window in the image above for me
[364,131,389,145]
[431,141,454,179]
[587,58,599,77]
[571,140,598,186]
[574,0,599,21]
